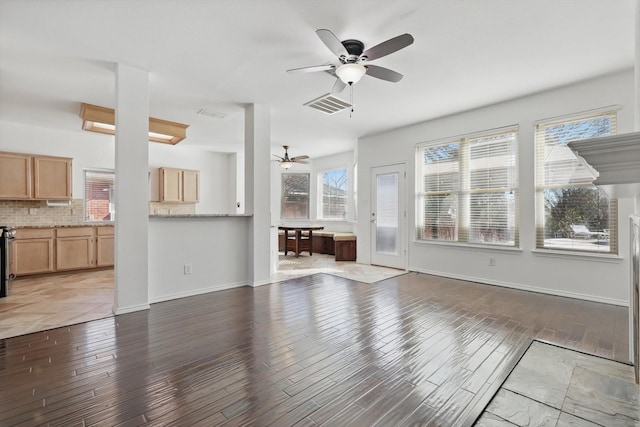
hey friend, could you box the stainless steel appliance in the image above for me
[0,226,16,297]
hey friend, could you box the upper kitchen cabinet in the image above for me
[182,169,200,203]
[0,152,72,200]
[0,152,32,199]
[33,155,72,200]
[159,167,199,203]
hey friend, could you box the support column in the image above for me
[244,104,271,286]
[636,0,640,131]
[113,63,150,314]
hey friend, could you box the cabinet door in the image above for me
[56,236,94,271]
[159,168,182,202]
[182,169,199,203]
[33,156,72,200]
[96,227,114,267]
[13,239,55,275]
[0,152,32,199]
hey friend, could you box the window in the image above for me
[535,110,617,254]
[319,168,348,219]
[281,173,309,219]
[84,169,115,222]
[416,127,519,246]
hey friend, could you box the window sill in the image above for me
[532,248,622,263]
[412,239,522,254]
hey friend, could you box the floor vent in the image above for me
[304,94,351,115]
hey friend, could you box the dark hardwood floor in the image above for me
[0,272,629,426]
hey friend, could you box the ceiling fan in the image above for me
[287,29,414,94]
[273,145,309,169]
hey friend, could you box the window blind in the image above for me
[320,168,348,219]
[416,127,518,246]
[535,110,617,253]
[84,169,115,222]
[281,173,310,219]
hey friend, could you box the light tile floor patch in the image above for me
[272,253,406,284]
[475,341,639,427]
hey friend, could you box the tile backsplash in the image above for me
[0,199,197,227]
[0,199,87,227]
[149,202,196,215]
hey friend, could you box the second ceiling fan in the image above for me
[273,145,309,169]
[287,29,414,94]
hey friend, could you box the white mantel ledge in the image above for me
[568,131,640,198]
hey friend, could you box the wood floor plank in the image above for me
[0,272,629,426]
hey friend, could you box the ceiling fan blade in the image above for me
[365,64,403,82]
[292,155,309,161]
[316,29,348,58]
[361,33,414,61]
[331,78,347,94]
[272,154,284,160]
[287,64,335,73]
[294,159,309,164]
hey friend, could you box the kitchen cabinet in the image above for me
[0,153,32,199]
[182,169,200,203]
[56,228,94,271]
[0,152,72,200]
[96,227,114,267]
[12,228,55,275]
[33,155,73,200]
[14,226,115,277]
[159,167,199,203]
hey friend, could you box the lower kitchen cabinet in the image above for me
[56,228,94,271]
[96,227,114,267]
[14,226,114,277]
[13,228,55,275]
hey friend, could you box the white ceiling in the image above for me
[0,0,635,159]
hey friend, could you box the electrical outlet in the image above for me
[184,264,192,275]
[29,208,37,215]
[489,257,496,267]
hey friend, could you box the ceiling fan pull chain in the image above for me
[350,83,354,118]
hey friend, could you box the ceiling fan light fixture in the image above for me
[280,160,294,169]
[335,63,366,85]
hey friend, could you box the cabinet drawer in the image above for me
[97,227,114,236]
[56,227,95,238]
[15,228,55,239]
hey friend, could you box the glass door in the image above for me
[370,164,406,269]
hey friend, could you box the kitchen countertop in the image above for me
[149,214,252,218]
[12,224,114,229]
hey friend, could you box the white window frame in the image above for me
[281,172,310,220]
[317,167,348,220]
[534,109,618,255]
[84,168,115,223]
[416,126,519,247]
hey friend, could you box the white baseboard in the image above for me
[149,281,248,304]
[112,303,151,315]
[409,267,628,307]
[249,278,273,287]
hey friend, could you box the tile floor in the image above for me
[272,253,407,283]
[0,269,114,340]
[0,255,404,340]
[476,341,640,427]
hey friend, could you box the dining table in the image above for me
[278,226,324,257]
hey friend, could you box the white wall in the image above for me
[0,120,237,213]
[272,150,356,233]
[358,69,635,305]
[148,216,250,302]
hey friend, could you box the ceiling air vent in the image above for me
[303,94,352,115]
[197,108,226,119]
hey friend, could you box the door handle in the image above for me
[370,219,376,224]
